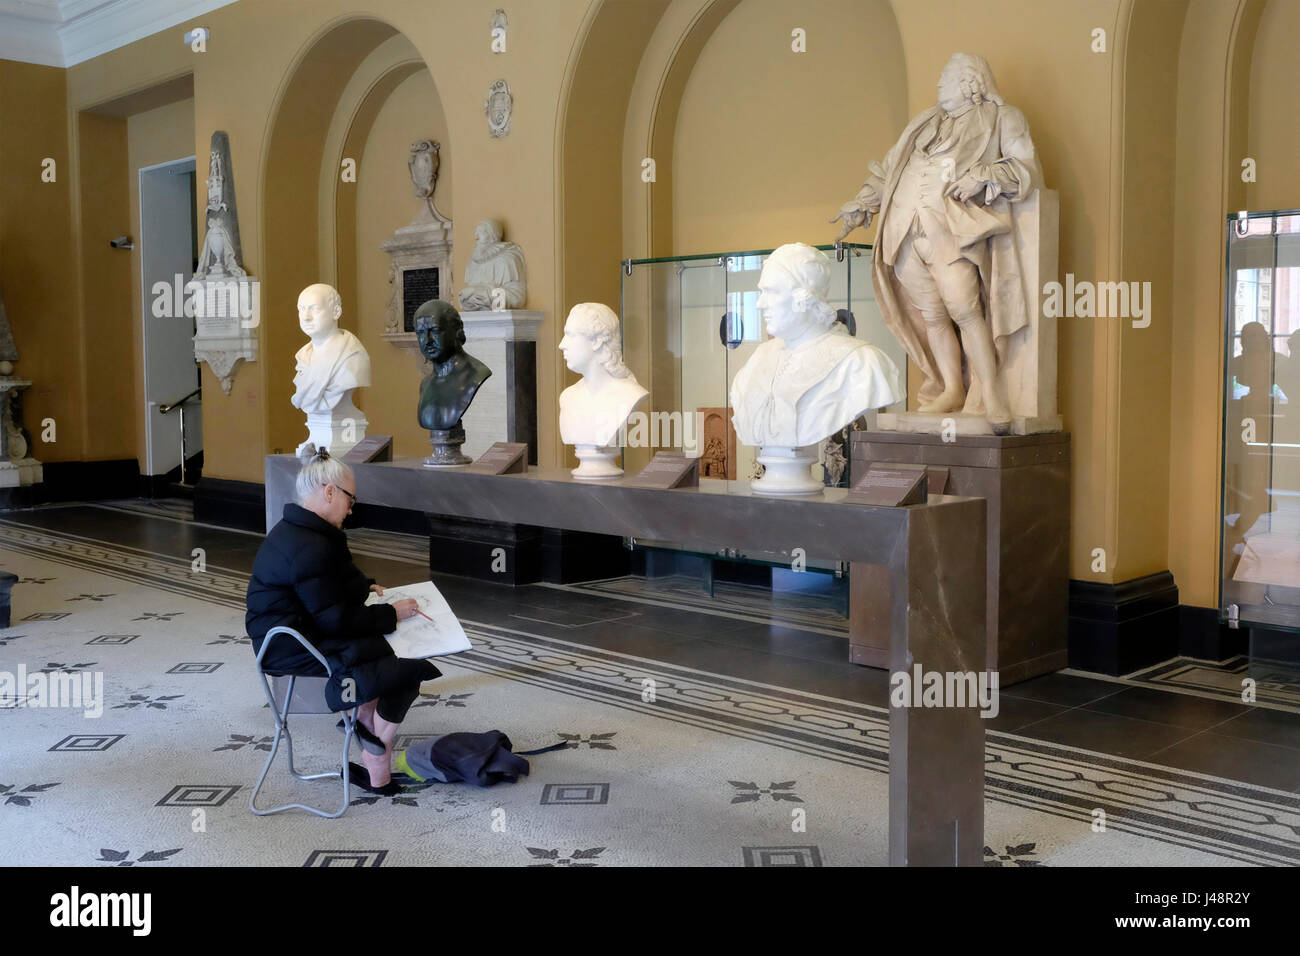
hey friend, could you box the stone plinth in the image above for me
[849,430,1070,685]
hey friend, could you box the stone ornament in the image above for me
[459,219,526,311]
[415,300,492,466]
[558,303,649,479]
[195,132,246,280]
[730,243,901,496]
[407,139,446,222]
[192,130,258,394]
[832,52,1060,435]
[485,79,512,138]
[290,283,370,456]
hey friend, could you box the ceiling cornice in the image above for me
[0,0,238,68]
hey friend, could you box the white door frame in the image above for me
[138,155,197,476]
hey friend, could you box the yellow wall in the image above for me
[2,0,1284,608]
[0,61,79,462]
[355,68,452,459]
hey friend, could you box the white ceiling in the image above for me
[0,0,238,67]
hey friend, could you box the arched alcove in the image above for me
[260,17,451,457]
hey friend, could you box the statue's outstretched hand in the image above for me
[830,204,870,242]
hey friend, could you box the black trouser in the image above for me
[325,655,441,724]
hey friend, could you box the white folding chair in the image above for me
[250,626,357,818]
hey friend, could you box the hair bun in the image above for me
[313,447,331,462]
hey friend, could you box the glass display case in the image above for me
[1221,209,1300,632]
[618,242,906,574]
[619,242,906,487]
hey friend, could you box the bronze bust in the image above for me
[415,300,491,465]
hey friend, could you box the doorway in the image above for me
[139,156,202,484]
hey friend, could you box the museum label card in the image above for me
[467,442,529,474]
[845,465,928,507]
[342,435,393,463]
[631,453,699,489]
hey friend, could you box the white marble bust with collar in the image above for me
[730,243,901,494]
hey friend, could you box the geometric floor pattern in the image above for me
[2,515,1297,866]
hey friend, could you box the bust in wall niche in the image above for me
[458,219,526,311]
[729,243,901,495]
[558,303,649,479]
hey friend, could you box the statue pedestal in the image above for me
[877,410,1064,437]
[457,310,542,464]
[752,446,822,496]
[0,377,41,498]
[571,444,621,479]
[296,391,367,457]
[848,430,1070,685]
[423,425,470,467]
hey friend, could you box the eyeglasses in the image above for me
[335,485,357,507]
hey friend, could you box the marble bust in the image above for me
[730,243,901,494]
[415,299,492,466]
[458,219,526,311]
[290,283,370,456]
[831,52,1044,434]
[558,303,648,479]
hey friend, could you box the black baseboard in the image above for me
[193,477,265,532]
[427,515,543,585]
[542,528,629,584]
[139,451,204,499]
[1068,571,1180,675]
[32,459,140,505]
[1178,604,1247,661]
[349,502,428,537]
[1249,626,1300,665]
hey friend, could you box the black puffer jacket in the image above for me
[246,503,398,675]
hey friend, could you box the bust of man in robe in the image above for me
[730,243,901,450]
[558,303,649,448]
[458,219,526,311]
[290,283,370,415]
[415,299,492,432]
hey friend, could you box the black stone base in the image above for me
[194,477,265,532]
[35,458,139,504]
[1249,625,1300,665]
[428,514,542,585]
[1068,572,1180,675]
[0,570,15,627]
[541,528,629,583]
[1178,605,1248,661]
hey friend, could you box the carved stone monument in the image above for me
[290,284,370,457]
[558,303,649,479]
[485,79,512,138]
[192,131,258,394]
[729,243,902,495]
[832,52,1060,436]
[0,284,42,499]
[382,139,453,361]
[459,219,526,312]
[416,300,492,466]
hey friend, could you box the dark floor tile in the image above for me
[1081,685,1250,730]
[982,693,1069,733]
[657,637,888,704]
[1001,672,1126,708]
[1013,708,1193,759]
[688,622,852,665]
[1148,732,1300,792]
[1210,707,1300,751]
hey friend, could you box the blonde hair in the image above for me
[295,448,353,504]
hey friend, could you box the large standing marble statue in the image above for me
[290,284,370,456]
[415,299,492,466]
[831,52,1044,435]
[558,302,649,479]
[458,219,526,311]
[730,243,901,495]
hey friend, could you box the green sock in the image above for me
[394,748,425,782]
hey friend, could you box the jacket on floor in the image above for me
[245,502,397,674]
